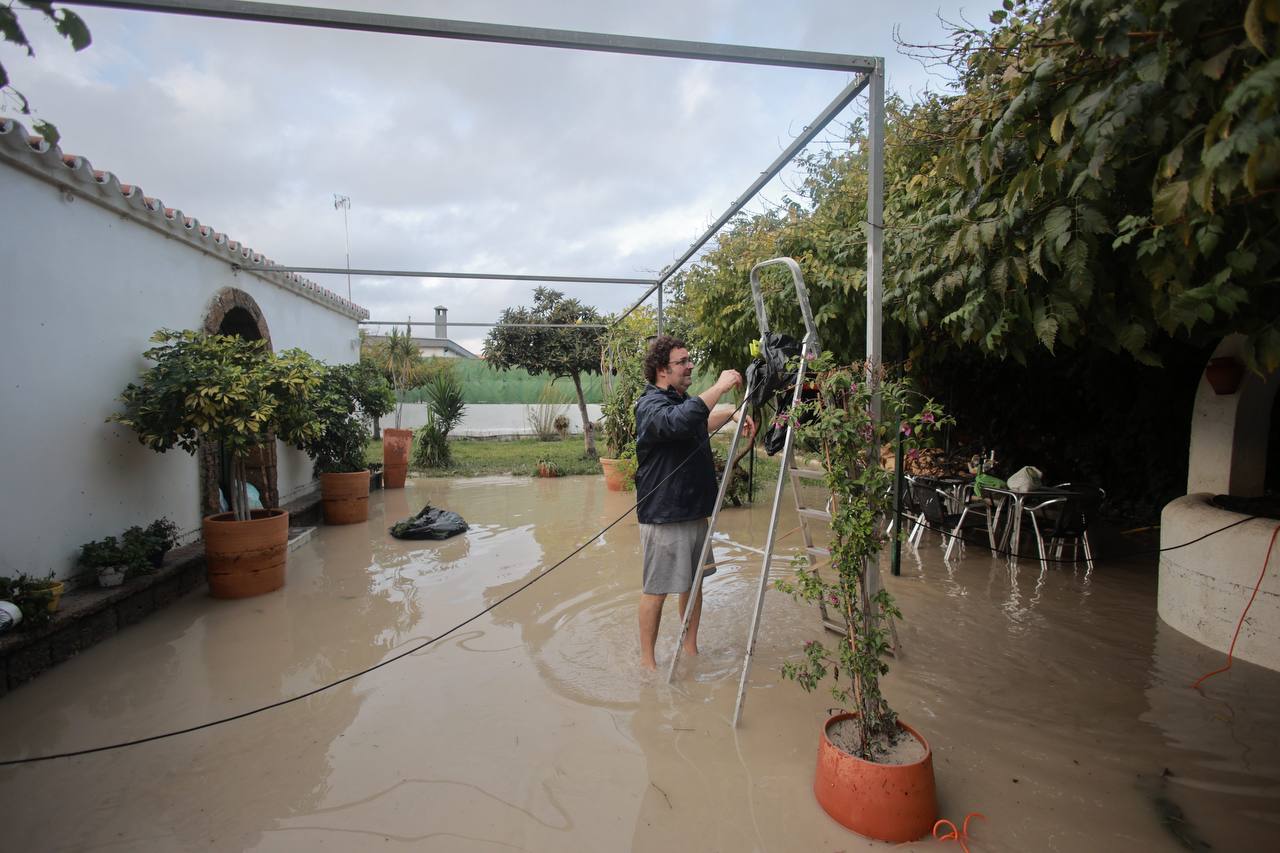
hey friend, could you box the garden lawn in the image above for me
[365,436,781,482]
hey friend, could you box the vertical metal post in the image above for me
[657,280,664,337]
[866,60,885,409]
[865,62,888,599]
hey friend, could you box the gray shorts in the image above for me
[639,518,717,595]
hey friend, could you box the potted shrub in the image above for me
[598,316,648,491]
[774,354,951,843]
[536,459,562,478]
[79,517,178,587]
[373,326,425,488]
[111,329,323,599]
[298,362,395,525]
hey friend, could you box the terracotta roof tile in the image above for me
[2,118,367,321]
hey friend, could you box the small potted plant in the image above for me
[111,330,324,598]
[297,362,395,525]
[79,535,129,587]
[536,459,562,478]
[774,353,952,844]
[144,517,179,567]
[0,573,64,624]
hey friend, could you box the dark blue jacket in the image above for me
[634,383,717,524]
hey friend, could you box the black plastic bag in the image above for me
[745,332,801,409]
[390,505,468,540]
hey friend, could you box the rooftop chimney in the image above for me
[434,305,447,340]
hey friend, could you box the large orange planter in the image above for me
[383,428,412,489]
[320,470,371,524]
[813,713,937,843]
[600,457,625,491]
[202,509,289,599]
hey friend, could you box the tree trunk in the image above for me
[571,372,597,458]
[372,414,382,440]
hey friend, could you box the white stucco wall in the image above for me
[0,145,361,581]
[1159,495,1280,672]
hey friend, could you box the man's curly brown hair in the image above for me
[643,335,688,384]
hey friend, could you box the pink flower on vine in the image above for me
[900,422,913,436]
[921,411,936,424]
[829,593,839,605]
[907,448,921,463]
[804,640,816,650]
[805,351,816,361]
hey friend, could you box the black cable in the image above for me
[898,511,1263,564]
[0,396,751,768]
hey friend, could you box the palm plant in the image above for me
[413,369,467,467]
[375,326,425,429]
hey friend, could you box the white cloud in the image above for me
[3,0,969,338]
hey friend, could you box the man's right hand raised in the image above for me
[717,369,744,391]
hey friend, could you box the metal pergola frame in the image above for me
[68,0,884,359]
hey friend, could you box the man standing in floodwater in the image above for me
[634,335,754,671]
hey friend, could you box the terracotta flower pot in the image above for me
[320,470,371,524]
[600,457,626,491]
[813,713,937,843]
[202,509,289,599]
[383,428,413,489]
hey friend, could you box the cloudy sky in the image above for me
[7,0,977,355]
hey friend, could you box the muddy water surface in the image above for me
[1,476,1276,851]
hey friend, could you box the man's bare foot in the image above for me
[682,644,699,657]
[641,658,658,672]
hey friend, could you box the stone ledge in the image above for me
[0,491,324,697]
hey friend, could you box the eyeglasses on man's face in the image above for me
[668,357,694,368]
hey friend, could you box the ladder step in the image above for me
[805,545,831,558]
[788,467,826,480]
[798,507,832,522]
[822,618,847,635]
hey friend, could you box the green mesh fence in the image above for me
[401,359,720,404]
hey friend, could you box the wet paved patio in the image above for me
[1,475,1276,851]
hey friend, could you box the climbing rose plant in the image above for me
[775,353,952,760]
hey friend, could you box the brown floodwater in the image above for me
[1,475,1277,851]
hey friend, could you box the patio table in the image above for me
[981,484,1080,567]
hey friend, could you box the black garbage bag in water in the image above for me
[390,505,468,540]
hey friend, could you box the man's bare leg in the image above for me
[678,585,703,656]
[639,593,666,671]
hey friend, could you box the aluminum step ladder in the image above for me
[663,258,837,709]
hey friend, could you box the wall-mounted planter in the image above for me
[1204,357,1245,395]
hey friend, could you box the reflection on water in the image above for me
[0,475,1276,851]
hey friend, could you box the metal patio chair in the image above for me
[908,476,993,560]
[1023,485,1106,571]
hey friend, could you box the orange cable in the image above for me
[1191,522,1280,690]
[933,813,986,853]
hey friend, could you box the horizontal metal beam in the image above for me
[361,320,606,329]
[233,265,653,285]
[612,71,871,326]
[66,0,879,72]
